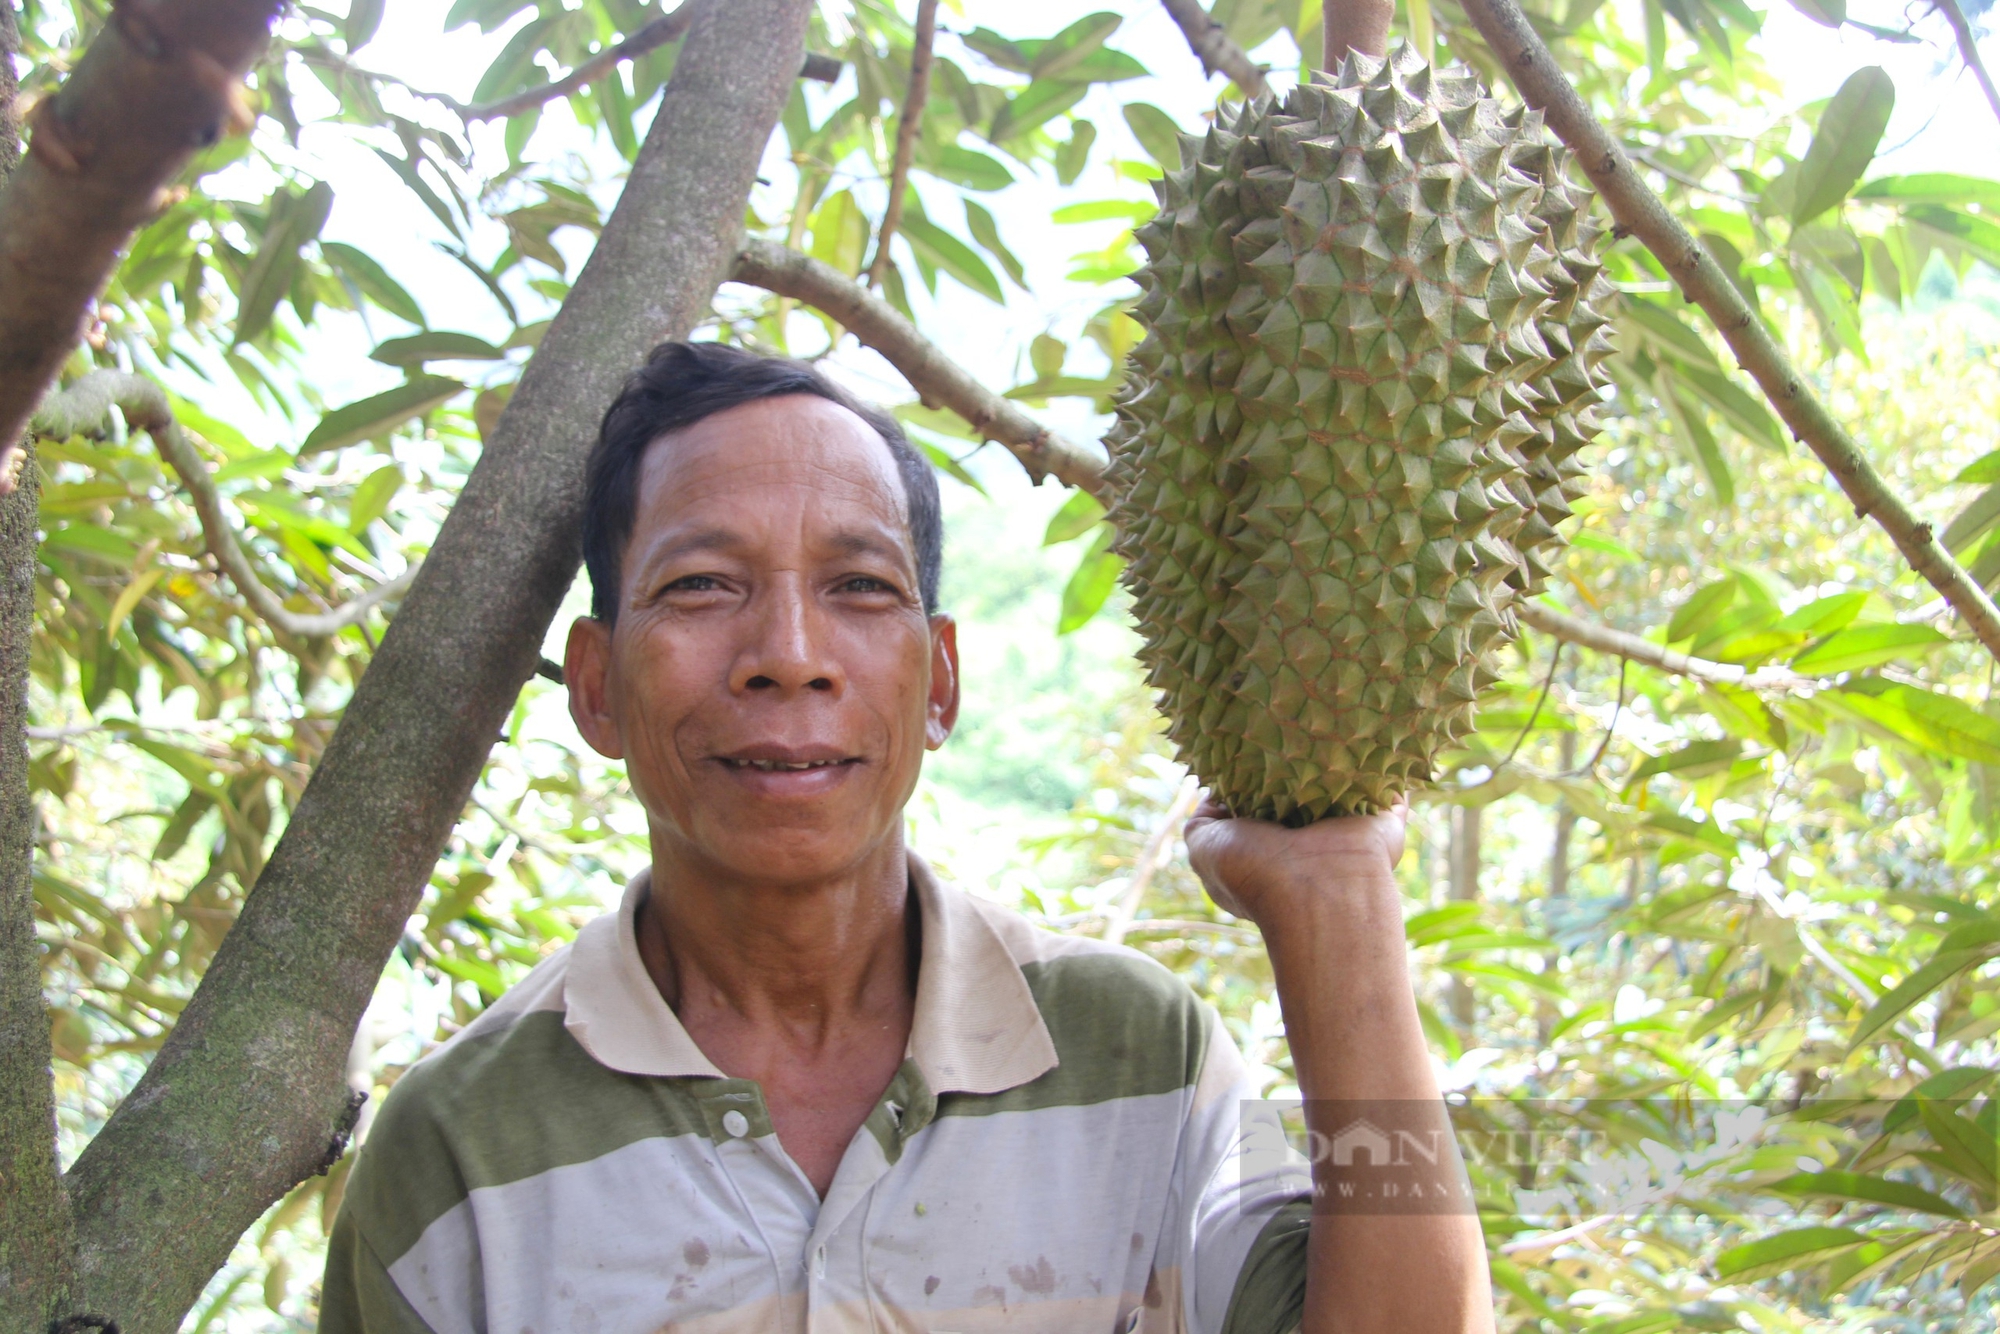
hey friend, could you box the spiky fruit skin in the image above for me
[1107,47,1616,824]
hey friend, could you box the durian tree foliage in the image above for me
[6,0,2000,1330]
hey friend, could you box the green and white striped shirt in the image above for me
[321,855,1311,1333]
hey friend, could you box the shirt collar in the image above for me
[562,851,1057,1096]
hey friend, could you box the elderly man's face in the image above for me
[565,394,957,885]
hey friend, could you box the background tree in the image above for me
[4,0,2000,1330]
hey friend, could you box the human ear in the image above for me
[565,616,625,760]
[925,614,960,750]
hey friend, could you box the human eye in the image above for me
[664,574,722,593]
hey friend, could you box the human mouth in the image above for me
[718,757,854,772]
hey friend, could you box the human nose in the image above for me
[729,575,842,697]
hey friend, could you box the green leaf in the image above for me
[1834,679,2000,765]
[808,189,869,278]
[1622,300,1721,368]
[1786,67,1896,224]
[1908,205,2000,269]
[1627,739,1744,786]
[1917,1095,1997,1188]
[1571,529,1640,562]
[1057,526,1123,633]
[1885,1068,1998,1133]
[1026,12,1122,81]
[909,435,987,496]
[370,331,507,366]
[1785,0,1844,27]
[1056,120,1096,185]
[1715,1227,1869,1280]
[961,27,1031,72]
[964,200,1027,289]
[1642,811,1737,854]
[234,182,332,345]
[1775,591,1869,635]
[1945,482,2000,553]
[1675,363,1786,451]
[472,15,560,106]
[1043,489,1106,545]
[348,463,405,534]
[443,0,531,34]
[1771,1171,1965,1218]
[344,0,385,50]
[1030,334,1067,380]
[1052,199,1158,224]
[928,145,1013,192]
[899,214,1004,303]
[373,148,462,239]
[1123,103,1185,170]
[300,376,465,457]
[1854,173,2000,211]
[989,80,1090,143]
[1792,624,1949,675]
[1954,450,2000,485]
[1668,578,1739,642]
[322,242,425,326]
[1848,950,1990,1049]
[1663,377,1733,505]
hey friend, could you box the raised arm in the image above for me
[1186,802,1494,1334]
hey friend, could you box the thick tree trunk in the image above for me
[0,7,76,1327]
[53,3,812,1327]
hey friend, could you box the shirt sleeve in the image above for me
[1163,1009,1314,1334]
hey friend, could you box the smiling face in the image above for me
[565,394,958,888]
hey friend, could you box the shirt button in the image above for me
[722,1110,750,1138]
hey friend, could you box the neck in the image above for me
[637,831,917,1047]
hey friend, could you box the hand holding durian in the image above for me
[1108,40,1615,826]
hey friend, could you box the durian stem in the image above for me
[1159,0,1270,97]
[1461,0,2000,667]
[1322,0,1392,64]
[730,239,1109,493]
[864,0,938,290]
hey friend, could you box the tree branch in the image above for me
[56,4,815,1327]
[1515,602,1811,692]
[865,0,938,289]
[1102,774,1201,945]
[0,1,78,1322]
[1934,0,2000,132]
[1323,0,1393,65]
[1458,0,2000,667]
[1159,0,1270,97]
[0,0,284,496]
[729,239,1109,493]
[31,372,419,642]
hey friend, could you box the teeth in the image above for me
[727,758,842,771]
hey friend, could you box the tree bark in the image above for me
[1158,0,1269,97]
[865,0,938,290]
[0,7,76,1328]
[0,0,284,484]
[55,3,811,1327]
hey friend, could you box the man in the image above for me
[320,341,1491,1333]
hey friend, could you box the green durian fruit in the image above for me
[1106,45,1616,824]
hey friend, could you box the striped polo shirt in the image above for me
[320,854,1312,1333]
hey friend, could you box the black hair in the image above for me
[581,341,943,625]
